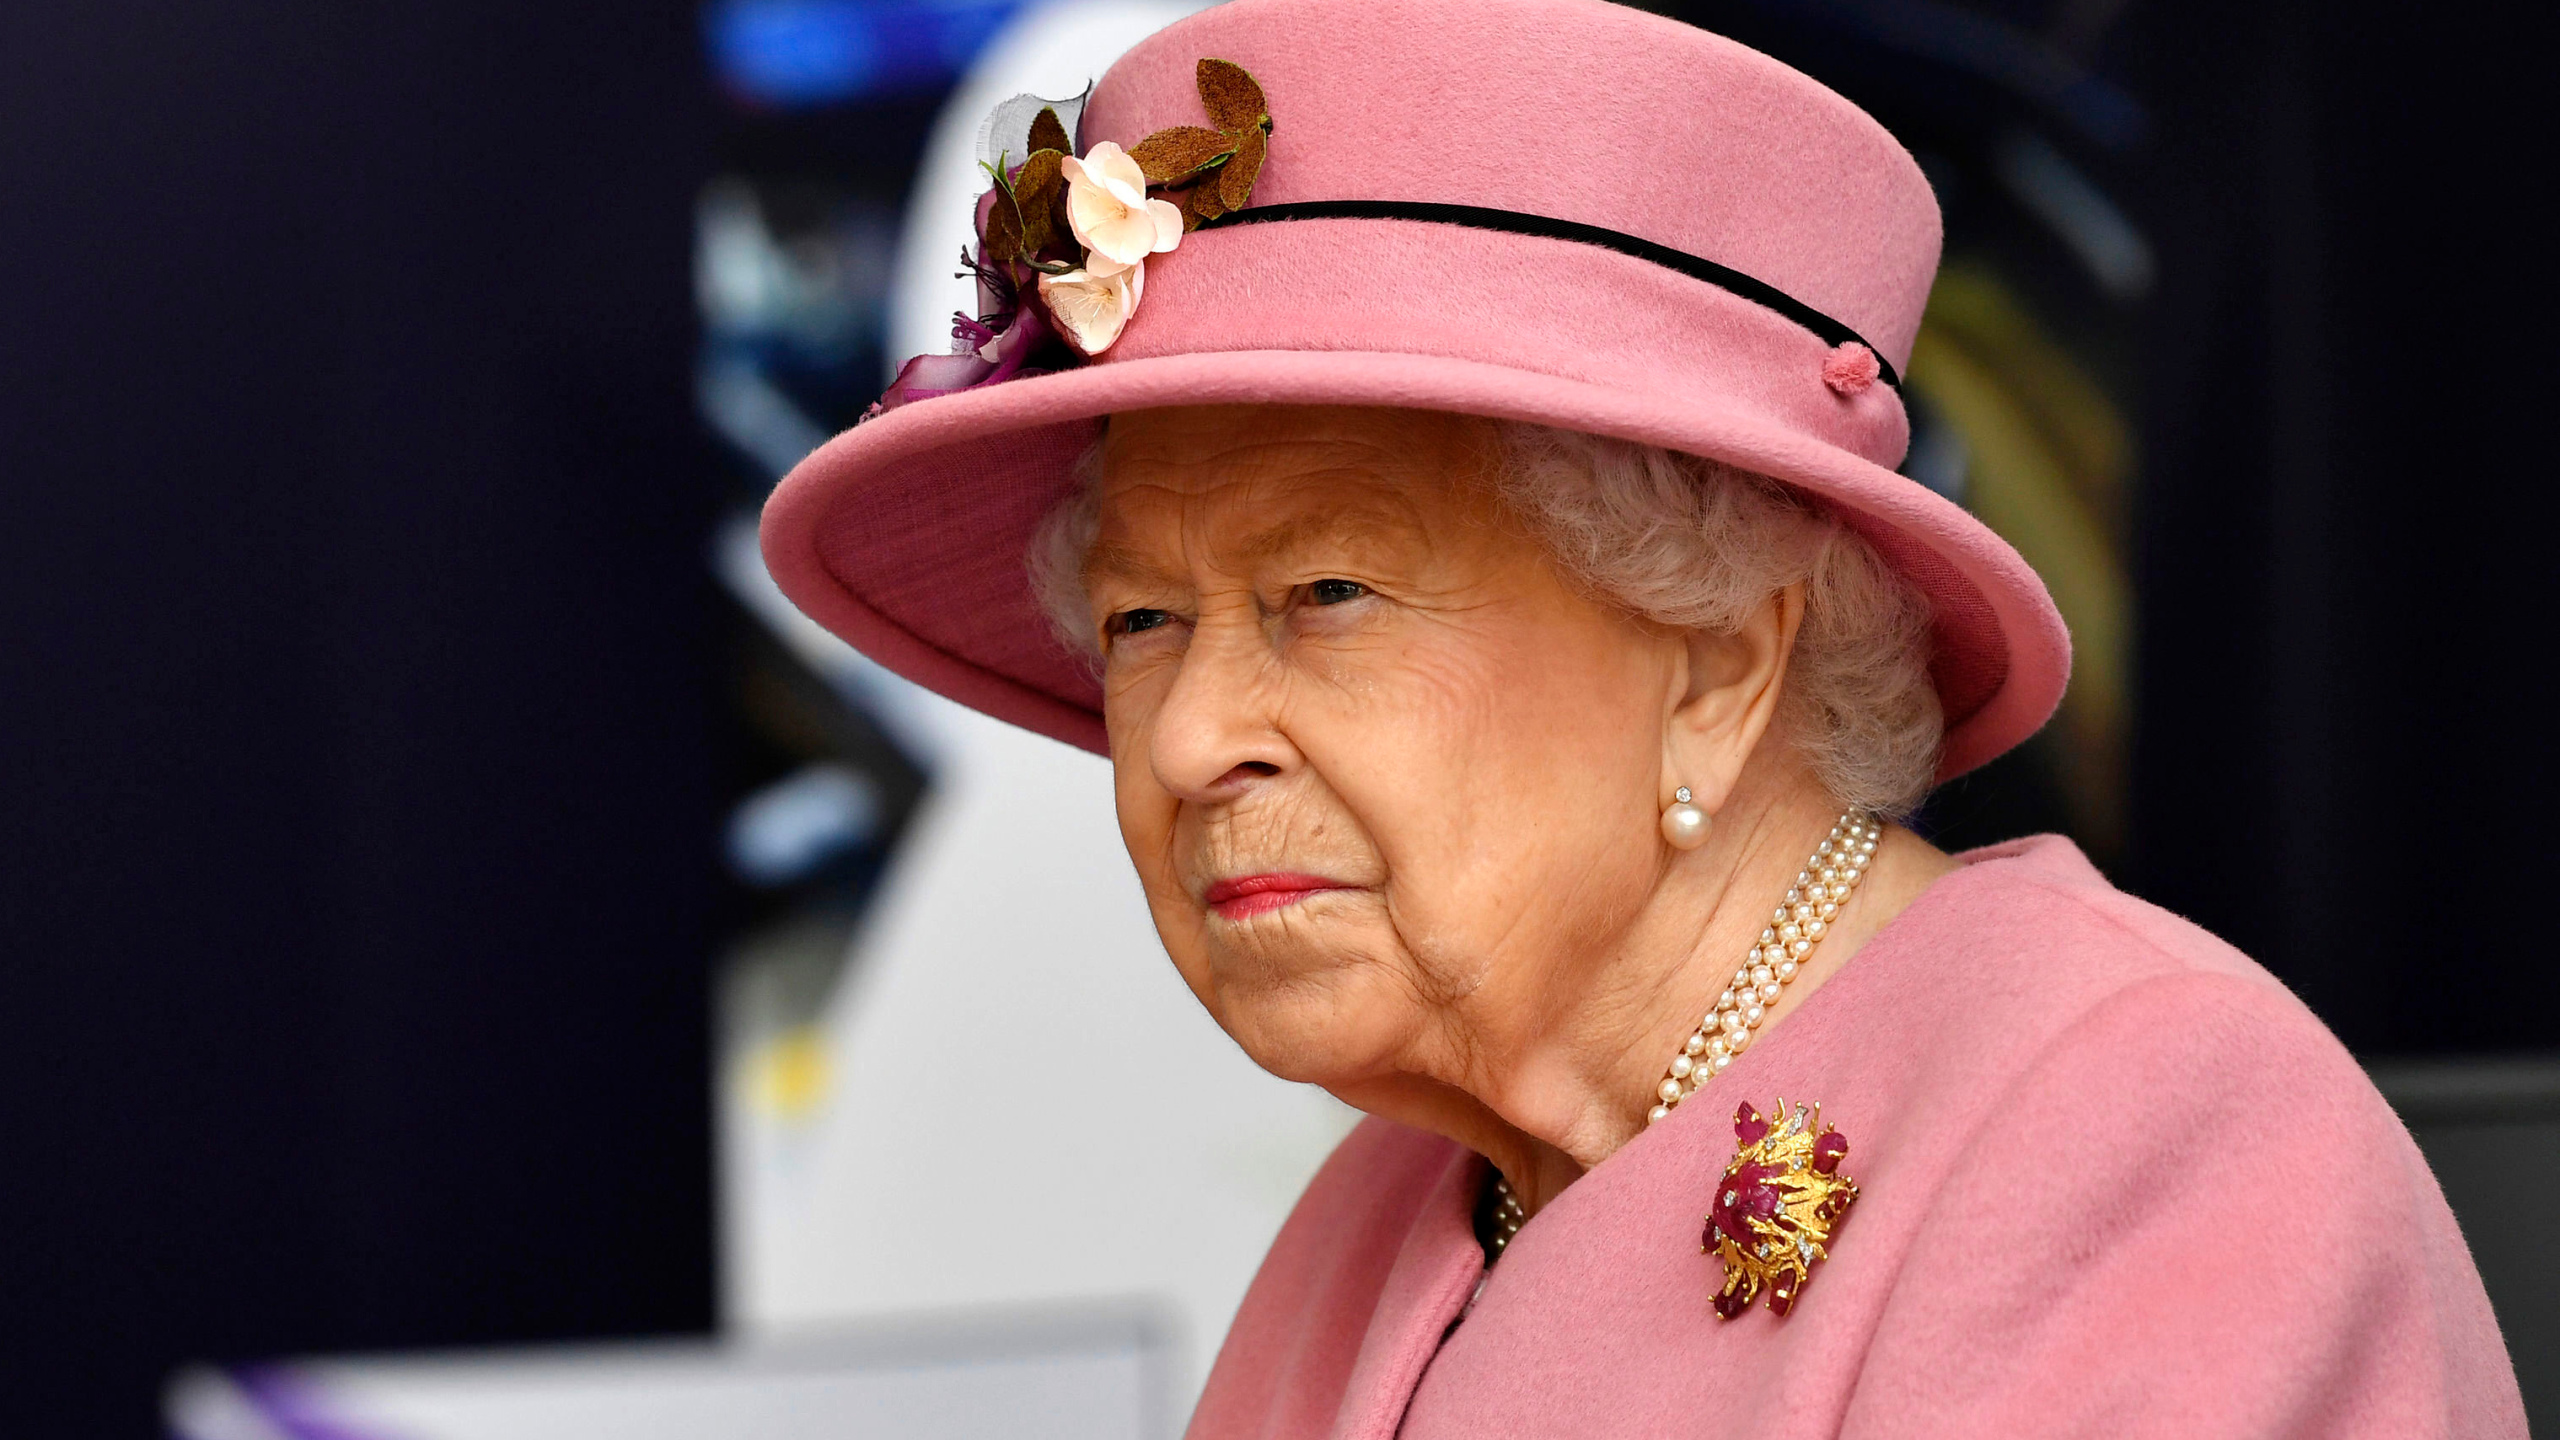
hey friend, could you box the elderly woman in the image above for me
[762,0,2525,1433]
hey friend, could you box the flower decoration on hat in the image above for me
[869,59,1275,418]
[1704,1098,1858,1319]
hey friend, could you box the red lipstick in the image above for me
[1202,873,1354,921]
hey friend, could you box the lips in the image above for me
[1201,873,1355,921]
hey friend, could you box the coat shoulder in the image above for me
[1188,1117,1468,1440]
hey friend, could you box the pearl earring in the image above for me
[1660,785,1711,850]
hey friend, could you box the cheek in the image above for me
[1108,703,1259,1015]
[1292,613,1668,967]
[1113,755,1226,1016]
[1109,727,1180,901]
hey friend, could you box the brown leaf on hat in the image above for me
[1218,125,1268,212]
[1010,149,1065,256]
[1026,105,1071,159]
[982,186,1025,265]
[1182,177,1228,228]
[1128,125,1235,184]
[978,147,1072,267]
[1196,58,1268,135]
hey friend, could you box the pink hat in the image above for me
[760,0,2070,781]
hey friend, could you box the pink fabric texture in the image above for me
[758,0,2074,782]
[1188,838,2526,1440]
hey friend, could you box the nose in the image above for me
[1146,610,1300,803]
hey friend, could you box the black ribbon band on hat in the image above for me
[1197,199,1901,389]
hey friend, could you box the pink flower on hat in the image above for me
[1039,262,1145,355]
[1061,141,1183,277]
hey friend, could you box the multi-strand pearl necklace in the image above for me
[1484,811,1878,1255]
[1647,810,1877,1124]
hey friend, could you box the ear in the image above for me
[1659,582,1805,814]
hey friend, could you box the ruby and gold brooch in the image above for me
[1703,1098,1857,1319]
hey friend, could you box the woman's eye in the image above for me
[1113,607,1175,636]
[1308,579,1368,606]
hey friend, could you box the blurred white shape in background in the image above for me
[721,676,1359,1404]
[724,0,1362,1356]
[727,5,1359,1414]
[889,0,1216,374]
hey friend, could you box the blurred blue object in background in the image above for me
[727,764,883,887]
[706,0,1026,106]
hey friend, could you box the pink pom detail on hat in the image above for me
[760,0,2072,782]
[1823,341,1881,396]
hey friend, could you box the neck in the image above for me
[1328,769,1955,1218]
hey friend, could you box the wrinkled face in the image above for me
[1086,405,1681,1090]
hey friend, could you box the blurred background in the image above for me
[2,0,2553,1433]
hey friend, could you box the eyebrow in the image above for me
[1236,498,1430,564]
[1079,538,1177,589]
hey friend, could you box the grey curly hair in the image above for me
[1027,420,1943,816]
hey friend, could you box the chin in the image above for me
[1223,1011,1403,1089]
[1197,942,1417,1090]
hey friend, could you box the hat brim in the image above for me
[761,346,2069,782]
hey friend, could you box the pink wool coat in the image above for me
[1188,837,2525,1438]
